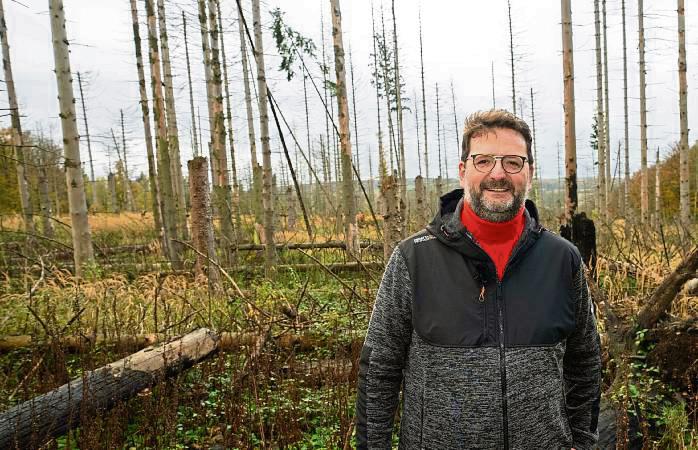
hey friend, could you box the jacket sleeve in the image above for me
[563,264,602,450]
[355,247,414,450]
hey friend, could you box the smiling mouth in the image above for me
[485,188,510,192]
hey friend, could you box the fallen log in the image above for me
[229,240,380,251]
[0,328,218,449]
[636,246,698,330]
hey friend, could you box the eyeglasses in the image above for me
[467,154,529,174]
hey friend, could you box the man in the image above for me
[356,109,601,450]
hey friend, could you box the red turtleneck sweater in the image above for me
[461,202,525,280]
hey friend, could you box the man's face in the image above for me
[458,128,533,222]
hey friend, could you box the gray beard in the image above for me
[464,181,528,223]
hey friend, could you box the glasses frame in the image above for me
[467,154,529,174]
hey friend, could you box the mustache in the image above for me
[480,179,514,191]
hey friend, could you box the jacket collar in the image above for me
[427,188,543,263]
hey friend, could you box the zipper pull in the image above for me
[478,285,486,302]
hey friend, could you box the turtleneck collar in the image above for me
[460,200,525,245]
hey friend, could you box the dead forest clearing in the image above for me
[0,0,697,448]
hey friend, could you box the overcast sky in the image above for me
[3,0,698,186]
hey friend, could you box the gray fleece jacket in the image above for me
[355,190,601,449]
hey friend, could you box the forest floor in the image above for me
[0,213,696,448]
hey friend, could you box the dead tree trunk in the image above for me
[107,171,118,213]
[237,2,262,224]
[594,0,607,219]
[188,157,220,284]
[0,0,34,233]
[382,173,401,261]
[390,0,407,235]
[507,0,516,114]
[120,110,135,212]
[250,0,277,270]
[182,12,199,158]
[157,0,187,239]
[622,0,630,218]
[637,248,698,330]
[217,0,241,238]
[530,87,542,209]
[677,0,690,225]
[330,0,360,257]
[37,152,55,238]
[76,72,97,213]
[602,0,611,213]
[146,0,180,269]
[129,0,162,234]
[638,0,649,225]
[49,0,94,276]
[205,0,235,254]
[418,12,429,203]
[654,148,661,228]
[561,0,578,221]
[0,328,218,450]
[415,175,426,227]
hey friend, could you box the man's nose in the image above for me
[488,160,508,179]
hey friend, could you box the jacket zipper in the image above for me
[496,280,508,449]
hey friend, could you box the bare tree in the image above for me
[182,12,199,158]
[507,0,516,114]
[530,87,542,209]
[330,0,359,256]
[621,0,630,217]
[76,72,97,212]
[390,0,407,231]
[129,0,162,233]
[419,11,429,201]
[1,0,34,233]
[638,0,649,224]
[145,0,180,268]
[48,0,94,274]
[251,0,276,269]
[157,0,186,236]
[120,110,135,212]
[678,0,690,225]
[602,0,611,212]
[594,0,607,218]
[561,0,577,220]
[204,0,235,251]
[217,0,241,235]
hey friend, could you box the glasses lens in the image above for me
[502,156,524,173]
[473,155,495,172]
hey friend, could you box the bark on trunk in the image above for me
[119,110,135,213]
[1,0,34,233]
[250,0,276,271]
[145,0,180,269]
[49,0,94,275]
[561,0,578,221]
[677,0,690,225]
[76,72,97,213]
[157,0,187,239]
[638,0,649,224]
[217,0,241,238]
[129,0,162,234]
[594,0,607,219]
[637,247,698,330]
[382,173,401,261]
[330,0,359,257]
[0,328,218,450]
[188,157,220,285]
[205,0,235,255]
